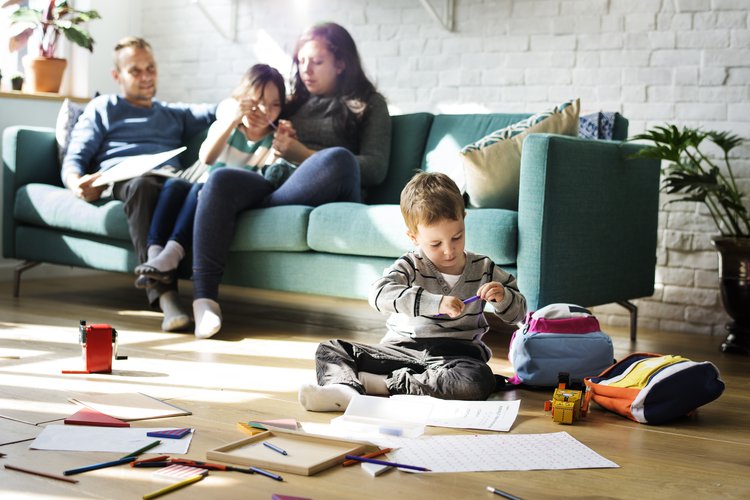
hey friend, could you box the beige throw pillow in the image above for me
[462,99,580,210]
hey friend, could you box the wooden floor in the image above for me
[0,273,748,499]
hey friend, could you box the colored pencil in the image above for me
[142,471,206,500]
[263,441,288,455]
[131,455,171,466]
[4,464,79,484]
[343,455,430,472]
[63,456,136,476]
[342,448,393,467]
[249,466,283,481]
[121,439,161,459]
[486,485,523,500]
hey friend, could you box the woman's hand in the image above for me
[273,120,314,164]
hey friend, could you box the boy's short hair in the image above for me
[113,37,152,68]
[400,172,466,234]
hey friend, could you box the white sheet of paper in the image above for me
[336,395,520,433]
[68,392,191,421]
[394,395,520,432]
[29,425,192,454]
[92,147,186,186]
[385,432,619,473]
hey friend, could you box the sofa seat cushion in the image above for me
[230,205,312,252]
[308,202,518,265]
[14,184,131,240]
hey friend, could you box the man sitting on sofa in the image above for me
[61,36,215,332]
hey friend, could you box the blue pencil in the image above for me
[249,465,283,481]
[433,295,481,318]
[343,454,430,472]
[63,456,136,476]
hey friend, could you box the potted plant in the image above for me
[632,125,750,354]
[5,0,100,93]
[10,72,24,91]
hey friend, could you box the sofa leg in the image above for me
[617,300,638,342]
[13,261,41,298]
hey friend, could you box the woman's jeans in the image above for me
[192,147,361,301]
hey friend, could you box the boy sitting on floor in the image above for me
[299,172,527,411]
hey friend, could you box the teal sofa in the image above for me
[2,113,660,337]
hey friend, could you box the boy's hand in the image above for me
[438,296,465,318]
[478,281,505,303]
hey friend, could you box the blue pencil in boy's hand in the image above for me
[433,295,481,318]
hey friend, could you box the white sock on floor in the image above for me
[193,298,222,339]
[159,290,190,332]
[298,383,359,412]
[145,240,185,272]
[147,244,163,261]
[357,372,389,396]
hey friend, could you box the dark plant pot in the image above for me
[712,236,750,355]
[11,79,23,91]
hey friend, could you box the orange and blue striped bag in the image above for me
[584,353,724,424]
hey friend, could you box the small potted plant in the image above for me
[632,125,750,354]
[11,72,24,91]
[5,0,101,93]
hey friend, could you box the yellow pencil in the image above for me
[142,472,206,500]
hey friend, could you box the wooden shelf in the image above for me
[0,90,89,104]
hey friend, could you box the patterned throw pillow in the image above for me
[55,98,86,163]
[461,99,580,210]
[579,111,618,140]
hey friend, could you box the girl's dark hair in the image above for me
[286,22,379,142]
[232,64,286,125]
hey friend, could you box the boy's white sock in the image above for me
[147,244,163,261]
[357,372,389,395]
[159,290,190,332]
[145,240,185,272]
[193,298,222,339]
[298,383,358,412]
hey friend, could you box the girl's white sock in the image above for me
[145,240,185,272]
[193,298,222,339]
[147,244,164,261]
[298,383,358,412]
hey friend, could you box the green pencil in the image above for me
[121,439,161,459]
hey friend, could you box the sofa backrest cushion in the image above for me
[180,128,209,169]
[308,202,518,266]
[421,113,531,192]
[367,112,434,205]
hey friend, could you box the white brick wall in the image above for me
[140,0,749,336]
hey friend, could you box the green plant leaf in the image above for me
[60,24,94,51]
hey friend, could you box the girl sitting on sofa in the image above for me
[133,64,287,293]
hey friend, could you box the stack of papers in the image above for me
[331,395,520,437]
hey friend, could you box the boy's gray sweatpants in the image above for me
[315,338,497,401]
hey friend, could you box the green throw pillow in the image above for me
[461,98,580,210]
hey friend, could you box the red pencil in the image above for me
[131,455,171,466]
[342,448,393,467]
[4,464,79,484]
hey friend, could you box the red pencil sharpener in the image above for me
[62,320,127,374]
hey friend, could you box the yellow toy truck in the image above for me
[544,372,588,424]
